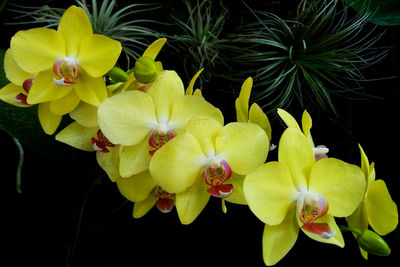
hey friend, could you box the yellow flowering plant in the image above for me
[0,3,398,267]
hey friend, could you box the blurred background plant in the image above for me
[219,0,389,116]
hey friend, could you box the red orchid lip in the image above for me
[91,129,115,153]
[204,160,233,198]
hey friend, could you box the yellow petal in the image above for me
[277,108,300,129]
[186,68,203,96]
[149,133,205,193]
[244,162,298,225]
[193,89,202,97]
[368,162,376,187]
[78,34,122,78]
[142,38,167,60]
[133,194,158,218]
[249,103,272,142]
[262,207,299,266]
[49,89,80,115]
[74,71,107,106]
[10,28,65,73]
[0,83,27,107]
[119,137,151,178]
[183,116,223,155]
[38,102,62,135]
[358,144,370,182]
[55,122,97,151]
[4,49,34,85]
[225,173,247,205]
[298,213,345,247]
[96,146,120,182]
[57,5,92,56]
[116,171,156,202]
[146,70,184,120]
[170,95,223,135]
[216,122,269,175]
[69,102,98,128]
[309,158,366,217]
[27,70,73,104]
[176,175,210,225]
[346,203,369,259]
[97,90,155,146]
[278,128,313,190]
[365,179,398,235]
[301,110,315,147]
[235,77,252,122]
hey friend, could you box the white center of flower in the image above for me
[202,152,224,168]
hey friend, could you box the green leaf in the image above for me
[0,50,73,161]
[344,0,400,26]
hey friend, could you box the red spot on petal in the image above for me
[302,222,334,239]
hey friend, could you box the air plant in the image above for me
[166,0,232,85]
[5,0,163,61]
[222,0,387,115]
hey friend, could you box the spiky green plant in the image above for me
[222,0,387,115]
[166,0,232,83]
[6,0,163,60]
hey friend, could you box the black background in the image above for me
[1,0,399,266]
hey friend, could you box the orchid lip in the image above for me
[204,159,233,198]
[53,56,79,85]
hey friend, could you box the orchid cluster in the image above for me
[0,6,398,266]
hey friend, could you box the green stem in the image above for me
[13,138,24,194]
[339,225,362,236]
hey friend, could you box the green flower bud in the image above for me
[107,66,129,82]
[356,229,391,256]
[133,56,158,84]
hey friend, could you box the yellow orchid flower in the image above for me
[346,145,398,259]
[243,127,366,266]
[149,116,269,224]
[8,5,121,115]
[277,108,329,160]
[0,49,62,134]
[98,70,224,179]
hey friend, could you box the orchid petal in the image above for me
[98,90,155,146]
[186,68,203,96]
[78,34,122,78]
[224,173,247,205]
[249,103,272,142]
[69,102,98,127]
[366,179,398,235]
[216,122,269,175]
[74,70,107,106]
[170,95,223,135]
[149,133,205,193]
[119,137,151,178]
[309,158,365,217]
[133,194,158,218]
[277,108,301,129]
[57,5,92,56]
[262,207,299,266]
[55,122,97,151]
[49,89,80,115]
[10,28,65,73]
[142,38,167,60]
[4,49,34,85]
[297,213,344,247]
[38,102,62,134]
[244,162,298,225]
[27,70,73,104]
[301,110,315,147]
[235,77,252,122]
[96,146,120,182]
[0,83,27,107]
[278,128,313,189]
[116,171,156,202]
[176,176,210,225]
[358,144,370,182]
[146,71,184,121]
[347,203,369,259]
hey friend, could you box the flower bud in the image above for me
[107,66,129,82]
[133,56,158,83]
[356,229,391,256]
